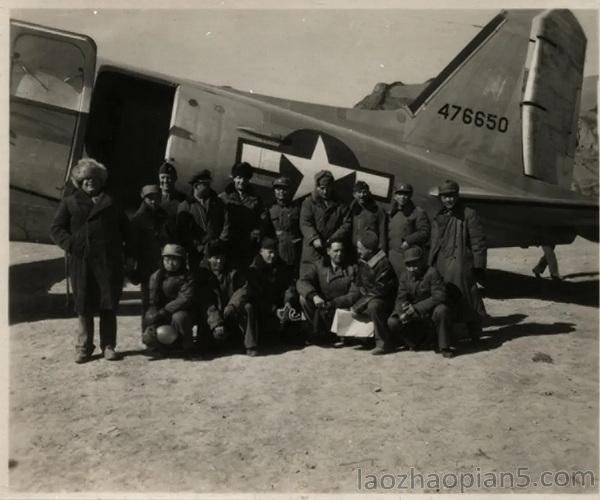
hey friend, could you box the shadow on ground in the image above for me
[454,321,577,357]
[485,269,599,307]
[9,258,141,325]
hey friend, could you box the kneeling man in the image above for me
[197,241,258,356]
[351,231,397,355]
[143,244,196,353]
[387,247,453,357]
[297,238,359,344]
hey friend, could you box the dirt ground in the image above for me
[8,238,599,493]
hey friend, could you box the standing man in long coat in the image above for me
[50,158,130,363]
[177,169,229,271]
[219,161,266,266]
[348,181,387,257]
[429,179,487,340]
[266,176,302,269]
[299,170,350,269]
[388,182,430,279]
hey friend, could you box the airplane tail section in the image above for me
[404,10,586,189]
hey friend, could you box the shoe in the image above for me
[333,341,345,348]
[75,352,91,364]
[103,346,121,361]
[246,349,258,357]
[371,346,393,356]
[532,268,542,279]
[441,349,455,358]
[551,275,562,282]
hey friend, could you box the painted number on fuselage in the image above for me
[437,104,508,133]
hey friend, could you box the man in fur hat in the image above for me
[51,158,130,363]
[219,161,266,266]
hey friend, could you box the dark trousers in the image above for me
[299,295,336,343]
[76,310,117,355]
[143,310,194,350]
[140,277,150,331]
[203,303,258,350]
[387,304,451,350]
[364,298,393,349]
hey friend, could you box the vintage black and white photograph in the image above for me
[7,1,599,495]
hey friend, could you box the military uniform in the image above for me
[349,198,387,252]
[429,180,487,336]
[300,191,350,267]
[388,251,450,352]
[130,185,174,327]
[197,261,257,352]
[267,176,302,268]
[143,249,196,351]
[219,185,266,265]
[177,189,229,269]
[249,250,298,336]
[297,260,359,342]
[352,249,397,352]
[388,199,430,279]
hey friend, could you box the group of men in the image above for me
[51,157,488,363]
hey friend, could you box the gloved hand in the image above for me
[213,325,226,340]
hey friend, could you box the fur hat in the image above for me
[231,162,254,179]
[158,162,178,179]
[70,158,108,187]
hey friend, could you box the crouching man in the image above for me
[296,238,359,345]
[143,244,196,354]
[249,237,300,341]
[387,247,453,357]
[351,231,397,355]
[197,241,258,356]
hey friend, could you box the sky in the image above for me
[11,7,599,107]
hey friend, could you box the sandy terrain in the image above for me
[8,238,599,493]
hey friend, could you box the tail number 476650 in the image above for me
[437,103,509,133]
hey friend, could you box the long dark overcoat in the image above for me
[299,192,350,264]
[429,202,486,318]
[50,190,129,314]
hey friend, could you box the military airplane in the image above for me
[9,9,598,248]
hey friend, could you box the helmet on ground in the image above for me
[156,324,178,345]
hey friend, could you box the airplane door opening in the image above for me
[84,69,176,212]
